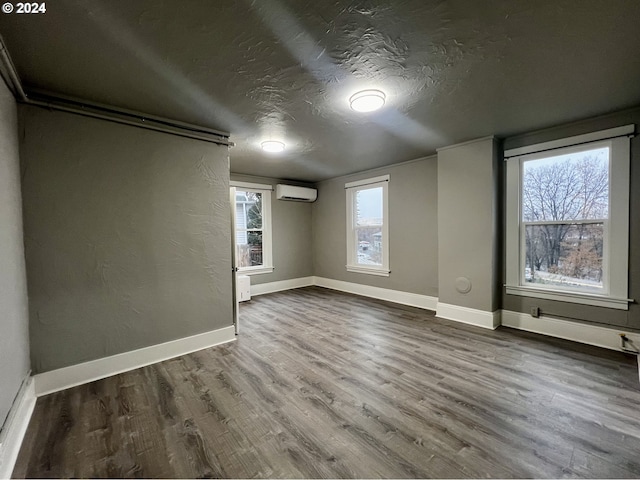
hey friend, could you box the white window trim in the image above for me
[232,181,273,275]
[230,180,274,191]
[505,126,633,310]
[345,175,390,276]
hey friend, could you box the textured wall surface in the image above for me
[437,138,499,312]
[19,106,233,373]
[230,174,313,286]
[503,107,640,331]
[0,82,30,428]
[312,157,438,297]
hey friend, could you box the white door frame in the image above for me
[230,186,239,335]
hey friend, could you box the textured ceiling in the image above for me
[1,0,640,182]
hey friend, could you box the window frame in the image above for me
[345,175,390,277]
[504,125,633,310]
[231,181,273,275]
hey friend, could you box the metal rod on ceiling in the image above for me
[0,35,27,102]
[28,88,231,139]
[24,98,233,146]
[0,36,232,147]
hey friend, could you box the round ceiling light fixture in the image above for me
[261,140,285,153]
[349,89,386,113]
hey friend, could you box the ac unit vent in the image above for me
[275,184,317,202]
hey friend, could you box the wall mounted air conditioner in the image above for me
[276,184,317,202]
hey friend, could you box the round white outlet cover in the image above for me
[455,277,472,294]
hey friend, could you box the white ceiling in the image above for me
[1,0,640,182]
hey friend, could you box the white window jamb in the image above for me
[231,181,273,275]
[345,175,390,276]
[504,125,633,310]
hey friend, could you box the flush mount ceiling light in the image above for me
[349,89,386,113]
[261,140,285,153]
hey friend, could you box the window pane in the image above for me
[522,147,609,222]
[246,192,262,229]
[524,223,603,292]
[237,231,263,268]
[235,190,263,262]
[356,227,383,266]
[235,191,262,230]
[356,187,383,226]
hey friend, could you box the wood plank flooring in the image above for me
[12,286,640,478]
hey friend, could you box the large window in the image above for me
[232,182,273,275]
[505,125,632,309]
[345,175,389,276]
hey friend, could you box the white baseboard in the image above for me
[502,310,640,354]
[250,280,639,364]
[33,325,236,397]
[313,276,438,311]
[436,302,501,330]
[251,276,314,296]
[0,377,36,479]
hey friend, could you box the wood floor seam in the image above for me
[12,286,640,478]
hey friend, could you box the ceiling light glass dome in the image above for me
[261,140,285,153]
[349,89,386,112]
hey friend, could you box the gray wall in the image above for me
[312,157,438,298]
[0,83,30,429]
[19,106,234,373]
[438,138,500,312]
[230,174,313,286]
[503,106,640,331]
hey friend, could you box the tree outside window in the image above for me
[521,147,608,293]
[236,191,264,268]
[506,126,631,310]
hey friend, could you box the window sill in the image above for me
[346,265,390,277]
[238,266,274,276]
[505,285,632,310]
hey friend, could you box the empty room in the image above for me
[1,1,640,478]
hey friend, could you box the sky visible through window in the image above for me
[523,146,608,171]
[356,187,383,222]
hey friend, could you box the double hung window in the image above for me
[505,125,633,309]
[232,182,273,275]
[345,175,390,276]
